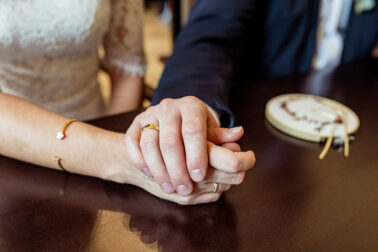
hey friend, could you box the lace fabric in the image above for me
[0,0,146,120]
[103,0,146,76]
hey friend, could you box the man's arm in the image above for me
[124,0,257,195]
[152,0,256,127]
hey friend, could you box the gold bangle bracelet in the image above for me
[54,119,77,171]
[53,156,66,172]
[56,119,77,140]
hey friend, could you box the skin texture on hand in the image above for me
[0,92,254,205]
[111,133,255,205]
[124,96,256,197]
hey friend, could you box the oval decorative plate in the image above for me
[265,94,360,142]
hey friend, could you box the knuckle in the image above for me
[183,96,200,104]
[182,117,204,136]
[228,154,241,173]
[234,172,245,185]
[135,107,152,120]
[134,160,146,171]
[160,135,178,151]
[219,171,233,184]
[134,114,142,122]
[170,173,188,186]
[159,98,174,110]
[140,136,157,153]
[154,172,168,182]
[232,143,242,152]
[187,156,206,171]
[145,106,155,114]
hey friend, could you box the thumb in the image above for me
[207,126,244,144]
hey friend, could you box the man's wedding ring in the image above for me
[142,124,160,133]
[212,182,219,194]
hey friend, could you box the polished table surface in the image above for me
[0,60,377,251]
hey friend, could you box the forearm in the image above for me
[0,93,133,183]
[0,93,255,205]
[153,0,255,127]
[107,73,143,115]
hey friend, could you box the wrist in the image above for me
[96,130,140,185]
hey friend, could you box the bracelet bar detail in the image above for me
[57,119,77,140]
[53,156,66,172]
[54,118,77,171]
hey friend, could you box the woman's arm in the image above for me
[106,70,144,115]
[0,93,254,205]
[0,92,131,182]
[102,0,146,115]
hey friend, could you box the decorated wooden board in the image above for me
[265,94,360,143]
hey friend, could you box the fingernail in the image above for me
[142,167,153,178]
[161,182,175,193]
[190,169,204,182]
[177,184,191,195]
[229,126,242,133]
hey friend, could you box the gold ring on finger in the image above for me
[212,182,219,194]
[142,124,160,133]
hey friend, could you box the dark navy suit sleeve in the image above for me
[152,0,256,127]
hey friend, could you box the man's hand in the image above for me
[124,96,255,196]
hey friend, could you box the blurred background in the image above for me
[99,0,196,108]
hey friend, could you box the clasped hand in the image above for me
[124,96,255,205]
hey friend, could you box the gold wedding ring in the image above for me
[212,182,219,194]
[142,124,160,133]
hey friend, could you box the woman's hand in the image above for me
[103,133,254,205]
[124,96,256,196]
[0,92,254,205]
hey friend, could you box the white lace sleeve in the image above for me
[102,0,146,77]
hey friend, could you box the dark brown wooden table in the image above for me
[1,60,377,251]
